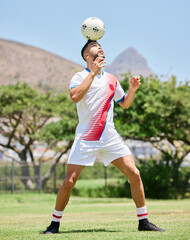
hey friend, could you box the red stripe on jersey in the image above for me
[81,73,117,141]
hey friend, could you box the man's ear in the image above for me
[84,53,89,61]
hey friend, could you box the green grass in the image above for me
[0,193,190,240]
[75,178,121,189]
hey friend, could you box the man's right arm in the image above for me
[70,57,106,103]
[70,71,96,103]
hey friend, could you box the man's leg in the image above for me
[112,155,145,208]
[55,164,85,211]
[112,155,164,232]
[44,164,85,234]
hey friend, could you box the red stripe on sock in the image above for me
[53,214,62,219]
[137,213,148,217]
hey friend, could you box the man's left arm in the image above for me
[119,76,141,109]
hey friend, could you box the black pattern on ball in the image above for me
[86,36,91,40]
[82,24,87,29]
[93,27,99,32]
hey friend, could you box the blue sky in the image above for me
[0,0,190,82]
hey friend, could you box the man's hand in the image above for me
[119,75,141,109]
[91,57,106,76]
[129,76,141,91]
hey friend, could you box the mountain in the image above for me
[106,47,154,78]
[0,39,83,92]
[0,39,154,93]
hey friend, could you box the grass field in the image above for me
[0,193,189,240]
[74,178,121,189]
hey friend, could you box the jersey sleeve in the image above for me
[114,80,126,103]
[69,73,84,90]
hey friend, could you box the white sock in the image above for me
[136,206,148,220]
[52,208,64,222]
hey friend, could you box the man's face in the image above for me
[85,42,105,61]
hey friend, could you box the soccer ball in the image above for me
[81,17,105,41]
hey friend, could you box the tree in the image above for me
[114,74,190,192]
[0,83,77,189]
[36,97,78,188]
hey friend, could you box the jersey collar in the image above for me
[85,68,104,75]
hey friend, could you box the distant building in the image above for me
[125,140,160,160]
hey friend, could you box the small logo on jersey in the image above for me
[109,84,114,91]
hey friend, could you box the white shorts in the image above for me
[68,134,132,167]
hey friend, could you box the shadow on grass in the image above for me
[60,228,120,234]
[40,228,120,234]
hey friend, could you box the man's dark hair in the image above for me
[81,40,96,61]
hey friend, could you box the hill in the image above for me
[0,39,83,92]
[0,39,154,92]
[106,47,154,78]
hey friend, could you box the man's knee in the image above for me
[128,167,141,184]
[62,176,77,191]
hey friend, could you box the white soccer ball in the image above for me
[81,17,105,41]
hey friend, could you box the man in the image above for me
[44,40,164,234]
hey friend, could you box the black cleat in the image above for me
[138,219,164,232]
[43,221,60,234]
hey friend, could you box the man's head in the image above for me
[81,40,105,62]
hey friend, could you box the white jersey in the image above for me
[69,68,126,141]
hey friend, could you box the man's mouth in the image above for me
[93,53,105,61]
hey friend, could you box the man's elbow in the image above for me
[123,105,130,109]
[70,95,79,103]
[70,92,82,103]
[120,102,130,109]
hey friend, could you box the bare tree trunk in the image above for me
[20,161,34,190]
[33,163,41,190]
[19,150,34,190]
[42,140,73,189]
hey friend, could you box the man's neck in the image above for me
[86,63,102,75]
